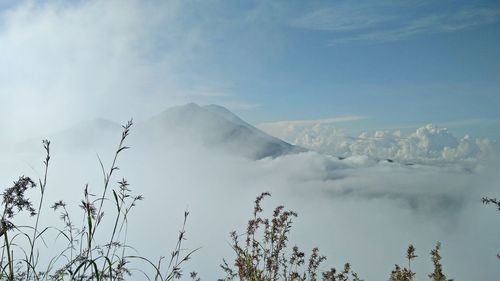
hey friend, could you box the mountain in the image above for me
[137,103,305,159]
[12,103,304,160]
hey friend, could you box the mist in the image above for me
[0,0,227,143]
[1,1,499,280]
[1,114,498,280]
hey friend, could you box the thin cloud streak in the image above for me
[290,2,500,45]
[259,115,367,126]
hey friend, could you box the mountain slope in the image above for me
[137,103,305,159]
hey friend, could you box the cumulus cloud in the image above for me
[259,121,499,165]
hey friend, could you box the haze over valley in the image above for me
[2,103,498,279]
[1,1,499,280]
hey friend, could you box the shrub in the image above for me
[219,192,362,281]
[389,243,453,281]
[481,196,499,259]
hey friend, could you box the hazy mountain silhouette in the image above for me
[137,103,305,159]
[14,103,305,160]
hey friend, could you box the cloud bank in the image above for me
[0,116,498,280]
[259,121,498,165]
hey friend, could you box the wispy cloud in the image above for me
[438,118,500,127]
[218,101,261,110]
[259,115,366,127]
[291,4,397,32]
[257,116,366,140]
[291,1,500,44]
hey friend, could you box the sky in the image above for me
[0,0,499,142]
[0,1,499,279]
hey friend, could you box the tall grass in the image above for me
[0,120,196,280]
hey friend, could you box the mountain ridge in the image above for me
[13,103,305,160]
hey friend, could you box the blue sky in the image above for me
[0,0,499,140]
[179,1,500,127]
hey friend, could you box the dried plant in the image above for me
[482,197,500,211]
[389,242,453,281]
[0,175,38,280]
[389,245,417,281]
[482,196,500,259]
[428,242,453,281]
[0,120,196,280]
[220,192,362,281]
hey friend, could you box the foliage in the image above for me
[482,196,500,259]
[428,242,453,281]
[389,243,453,281]
[389,245,416,281]
[219,192,362,281]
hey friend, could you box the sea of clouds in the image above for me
[0,121,498,280]
[259,122,499,166]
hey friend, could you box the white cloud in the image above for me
[216,101,261,110]
[291,4,397,32]
[120,137,500,280]
[259,122,499,165]
[258,115,366,140]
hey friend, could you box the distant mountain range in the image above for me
[14,103,305,160]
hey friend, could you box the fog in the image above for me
[0,0,223,143]
[1,114,498,280]
[1,1,499,280]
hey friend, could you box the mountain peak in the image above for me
[182,102,201,109]
[143,103,305,159]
